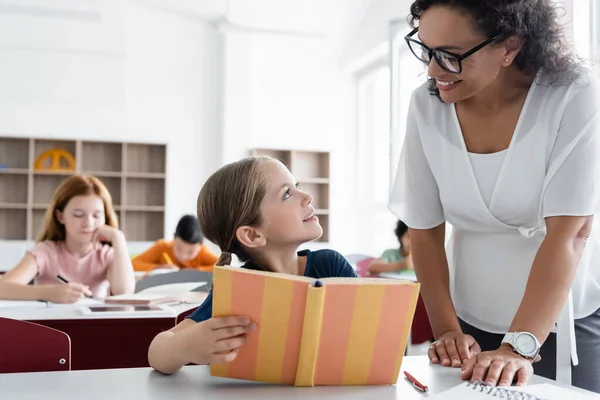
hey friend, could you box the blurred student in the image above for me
[132,215,218,273]
[0,175,135,303]
[368,220,413,274]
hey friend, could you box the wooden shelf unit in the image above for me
[251,148,330,243]
[0,137,166,241]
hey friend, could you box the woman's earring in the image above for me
[505,58,509,64]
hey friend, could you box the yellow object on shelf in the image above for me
[34,149,76,171]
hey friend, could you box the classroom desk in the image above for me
[0,297,206,371]
[2,356,594,400]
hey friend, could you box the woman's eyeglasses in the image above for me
[404,27,502,74]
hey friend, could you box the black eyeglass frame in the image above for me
[404,27,503,74]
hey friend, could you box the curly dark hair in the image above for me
[408,0,579,98]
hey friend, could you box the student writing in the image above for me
[132,214,218,272]
[0,175,135,303]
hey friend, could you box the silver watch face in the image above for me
[515,333,537,355]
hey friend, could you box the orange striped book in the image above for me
[210,266,420,386]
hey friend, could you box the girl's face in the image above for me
[56,195,105,245]
[257,160,323,247]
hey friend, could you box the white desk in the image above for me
[0,300,199,321]
[0,297,205,370]
[1,356,593,400]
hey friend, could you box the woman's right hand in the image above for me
[429,330,481,368]
[43,283,92,303]
[178,316,256,365]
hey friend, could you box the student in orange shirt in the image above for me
[132,215,218,272]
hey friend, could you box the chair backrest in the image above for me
[343,253,372,265]
[135,270,213,293]
[0,317,71,373]
[356,257,376,278]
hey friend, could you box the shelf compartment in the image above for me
[0,209,27,240]
[125,144,166,174]
[123,211,164,241]
[33,139,76,172]
[32,175,68,205]
[0,174,28,204]
[292,151,329,180]
[80,142,122,172]
[125,178,165,207]
[0,138,29,169]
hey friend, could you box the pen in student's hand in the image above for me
[162,252,173,265]
[55,275,92,298]
[404,371,428,393]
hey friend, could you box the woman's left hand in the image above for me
[461,344,537,387]
[92,225,124,243]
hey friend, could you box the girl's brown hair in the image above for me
[197,156,272,266]
[37,175,118,242]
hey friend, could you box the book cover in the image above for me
[210,266,420,386]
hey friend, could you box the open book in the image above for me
[430,381,597,399]
[210,266,420,386]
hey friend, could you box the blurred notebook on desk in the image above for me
[105,282,207,305]
[430,381,597,399]
[210,266,420,386]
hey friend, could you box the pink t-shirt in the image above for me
[28,241,115,298]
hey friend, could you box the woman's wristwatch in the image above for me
[501,331,541,359]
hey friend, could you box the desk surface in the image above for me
[1,356,590,400]
[0,298,204,321]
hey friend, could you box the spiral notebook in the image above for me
[431,381,597,399]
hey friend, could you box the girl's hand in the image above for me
[177,316,256,365]
[461,345,538,386]
[429,330,481,367]
[43,283,92,303]
[92,225,124,243]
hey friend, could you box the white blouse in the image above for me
[468,150,507,208]
[390,67,600,384]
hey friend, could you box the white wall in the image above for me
[219,4,361,254]
[0,0,222,236]
[0,0,223,268]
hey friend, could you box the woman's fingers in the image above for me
[456,336,472,363]
[428,344,440,364]
[442,338,462,367]
[434,340,451,366]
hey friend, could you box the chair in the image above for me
[355,257,376,277]
[0,317,71,373]
[135,270,213,293]
[343,253,373,265]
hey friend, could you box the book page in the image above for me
[514,383,598,399]
[137,282,206,296]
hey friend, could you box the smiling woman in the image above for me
[389,0,600,394]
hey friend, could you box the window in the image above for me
[355,63,397,255]
[572,0,600,76]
